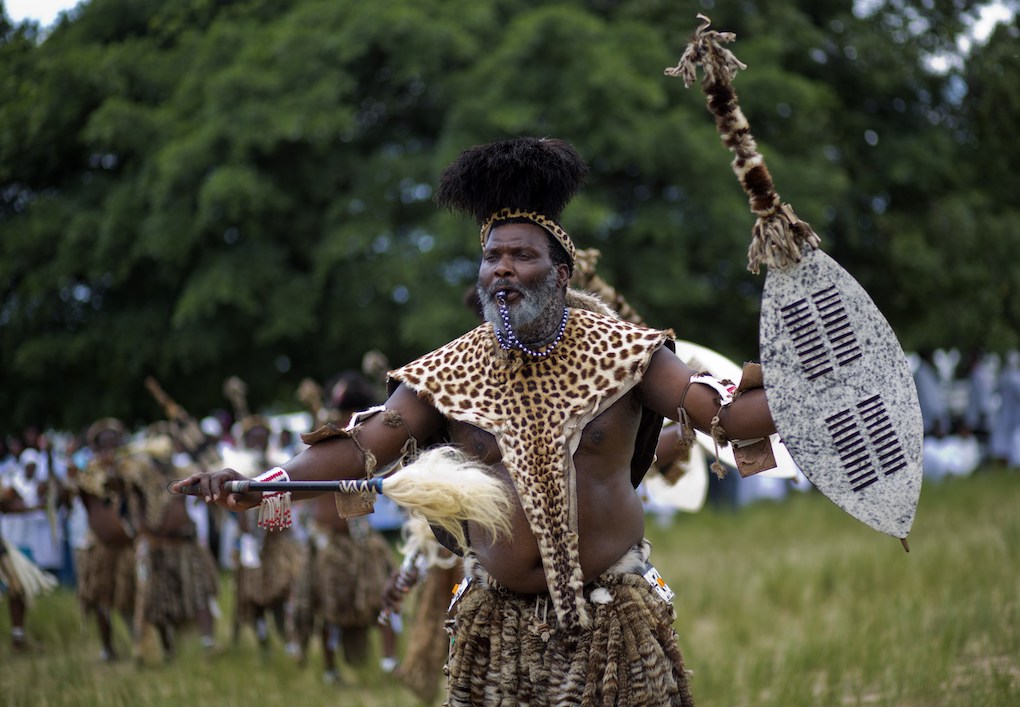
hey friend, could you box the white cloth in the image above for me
[963,354,998,433]
[0,510,61,570]
[185,496,210,548]
[913,357,950,436]
[66,496,91,551]
[3,449,64,570]
[989,356,1020,467]
[923,434,982,481]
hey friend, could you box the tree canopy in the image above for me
[2,0,1018,432]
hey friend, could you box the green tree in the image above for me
[1,0,1014,432]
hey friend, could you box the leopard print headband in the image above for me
[480,208,576,267]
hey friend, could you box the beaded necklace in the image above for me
[494,291,569,359]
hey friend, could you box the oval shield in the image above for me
[760,248,923,538]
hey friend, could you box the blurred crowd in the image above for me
[0,361,442,696]
[910,347,1020,480]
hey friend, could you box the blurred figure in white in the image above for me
[923,419,982,482]
[913,349,950,437]
[960,349,997,447]
[989,351,1020,469]
[1,448,63,573]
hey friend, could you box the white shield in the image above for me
[760,248,923,538]
[643,438,709,513]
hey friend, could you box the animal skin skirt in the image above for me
[444,541,696,706]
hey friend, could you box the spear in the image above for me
[172,446,513,554]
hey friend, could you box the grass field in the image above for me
[2,467,1018,706]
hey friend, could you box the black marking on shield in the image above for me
[781,286,862,381]
[825,394,908,494]
[761,249,924,538]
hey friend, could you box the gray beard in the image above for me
[478,268,564,346]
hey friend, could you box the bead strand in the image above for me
[495,292,569,359]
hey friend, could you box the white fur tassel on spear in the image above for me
[175,445,513,553]
[0,539,58,604]
[665,14,821,274]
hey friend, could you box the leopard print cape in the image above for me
[389,306,673,631]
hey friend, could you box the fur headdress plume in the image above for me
[436,137,589,267]
[86,417,126,448]
[436,137,588,223]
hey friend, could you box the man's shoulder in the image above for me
[568,306,675,343]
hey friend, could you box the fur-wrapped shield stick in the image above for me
[665,16,923,550]
[570,248,646,325]
[173,446,512,553]
[145,377,225,472]
[665,14,820,274]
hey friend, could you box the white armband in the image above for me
[688,372,736,407]
[686,373,739,478]
[255,467,292,531]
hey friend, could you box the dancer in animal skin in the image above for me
[289,371,397,684]
[176,136,778,705]
[69,418,137,661]
[124,426,218,662]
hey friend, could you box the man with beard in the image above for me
[176,137,776,706]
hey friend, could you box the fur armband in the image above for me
[687,364,777,478]
[301,406,421,520]
[299,421,351,445]
[730,362,777,477]
[733,362,763,396]
[299,420,375,517]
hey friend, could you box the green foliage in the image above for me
[1,0,1016,430]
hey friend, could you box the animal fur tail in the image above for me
[383,446,513,553]
[665,14,820,274]
[0,539,58,604]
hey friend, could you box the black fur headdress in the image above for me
[436,137,589,224]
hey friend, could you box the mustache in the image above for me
[486,280,520,297]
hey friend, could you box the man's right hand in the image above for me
[170,468,262,510]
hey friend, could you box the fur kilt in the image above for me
[445,543,695,707]
[306,520,393,624]
[134,535,219,627]
[75,538,135,615]
[235,530,304,623]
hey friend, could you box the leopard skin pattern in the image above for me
[389,306,672,631]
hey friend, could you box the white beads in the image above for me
[495,292,569,359]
